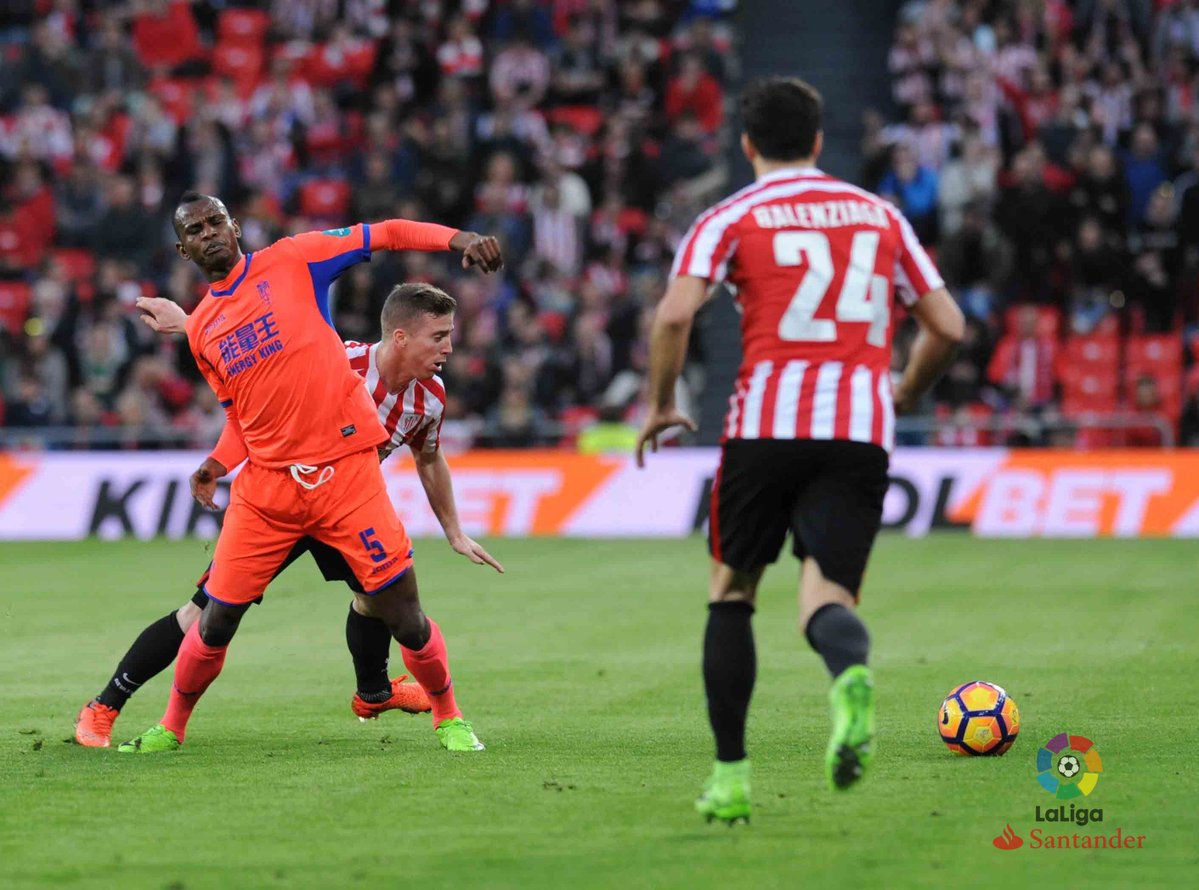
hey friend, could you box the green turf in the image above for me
[1,536,1196,889]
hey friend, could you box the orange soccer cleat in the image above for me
[351,675,432,720]
[74,700,120,748]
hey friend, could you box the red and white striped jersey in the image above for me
[343,341,445,458]
[671,167,945,451]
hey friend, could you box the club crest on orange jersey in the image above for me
[256,280,273,306]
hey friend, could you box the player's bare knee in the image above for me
[709,561,761,605]
[175,601,203,632]
[198,601,247,647]
[798,561,857,631]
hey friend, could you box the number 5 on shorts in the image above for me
[359,528,387,563]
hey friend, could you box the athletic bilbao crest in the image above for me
[399,414,421,437]
[256,280,273,306]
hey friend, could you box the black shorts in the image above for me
[190,536,363,608]
[708,438,889,595]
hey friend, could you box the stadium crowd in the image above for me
[0,0,737,449]
[872,0,1199,445]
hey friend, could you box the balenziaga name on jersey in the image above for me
[752,200,890,231]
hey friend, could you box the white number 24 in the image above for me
[773,230,889,346]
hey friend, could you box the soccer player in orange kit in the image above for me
[119,192,502,754]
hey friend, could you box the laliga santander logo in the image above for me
[1036,733,1103,799]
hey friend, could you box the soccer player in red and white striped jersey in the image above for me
[636,78,965,821]
[76,283,502,748]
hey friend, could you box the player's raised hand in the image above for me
[635,407,697,469]
[459,234,504,273]
[449,533,505,573]
[189,458,227,510]
[136,296,189,335]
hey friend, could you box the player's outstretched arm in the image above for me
[410,445,504,572]
[368,219,503,273]
[136,297,189,335]
[635,275,706,467]
[893,287,965,414]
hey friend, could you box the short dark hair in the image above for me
[381,282,457,333]
[740,77,823,162]
[172,191,225,236]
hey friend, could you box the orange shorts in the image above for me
[204,448,413,606]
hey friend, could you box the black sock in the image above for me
[703,601,756,763]
[345,605,392,699]
[805,603,870,678]
[96,611,186,710]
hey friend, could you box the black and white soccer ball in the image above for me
[1057,755,1081,778]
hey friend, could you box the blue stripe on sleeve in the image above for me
[219,399,233,408]
[307,227,371,329]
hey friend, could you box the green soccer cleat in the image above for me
[695,758,751,825]
[117,724,181,754]
[826,664,875,790]
[435,717,485,752]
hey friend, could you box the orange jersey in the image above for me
[186,221,456,468]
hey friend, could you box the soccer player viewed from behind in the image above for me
[636,78,965,823]
[76,283,502,748]
[117,193,502,755]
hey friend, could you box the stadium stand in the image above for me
[874,0,1198,446]
[0,0,738,450]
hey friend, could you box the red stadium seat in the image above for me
[50,248,96,285]
[1062,334,1119,367]
[212,43,265,94]
[298,180,351,220]
[0,281,31,335]
[217,8,270,47]
[1125,333,1180,367]
[1060,367,1119,414]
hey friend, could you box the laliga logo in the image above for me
[1036,733,1103,799]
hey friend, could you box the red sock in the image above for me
[401,618,461,726]
[161,623,228,742]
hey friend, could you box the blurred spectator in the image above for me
[1121,122,1168,224]
[551,16,607,105]
[937,132,998,234]
[89,14,147,94]
[937,202,1014,320]
[492,0,556,49]
[3,84,73,166]
[92,176,156,273]
[490,33,551,106]
[5,376,53,428]
[437,16,485,79]
[1068,143,1130,237]
[879,143,940,243]
[995,143,1068,300]
[986,305,1059,409]
[665,53,724,135]
[55,160,106,248]
[530,180,583,277]
[1068,216,1125,333]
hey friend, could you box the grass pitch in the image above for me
[1,535,1196,889]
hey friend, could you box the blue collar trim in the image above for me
[210,253,253,297]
